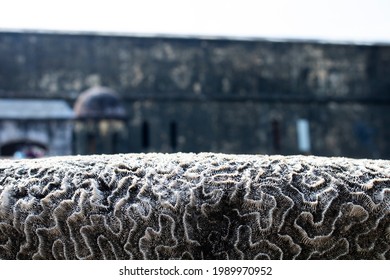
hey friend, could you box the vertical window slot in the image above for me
[142,121,150,149]
[170,121,177,150]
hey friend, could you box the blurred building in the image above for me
[73,86,128,155]
[0,99,73,157]
[0,30,389,158]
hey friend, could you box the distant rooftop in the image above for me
[0,99,74,120]
[74,86,127,120]
[1,28,390,47]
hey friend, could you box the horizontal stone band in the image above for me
[0,153,389,259]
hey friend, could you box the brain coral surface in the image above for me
[0,153,389,259]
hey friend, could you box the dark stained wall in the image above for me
[0,31,389,158]
[1,31,390,99]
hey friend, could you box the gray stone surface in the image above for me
[0,153,389,259]
[1,31,389,99]
[0,31,390,158]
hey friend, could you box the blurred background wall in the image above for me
[0,31,389,158]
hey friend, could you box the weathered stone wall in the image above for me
[0,31,389,98]
[0,31,389,158]
[0,120,73,157]
[123,101,390,158]
[0,153,389,259]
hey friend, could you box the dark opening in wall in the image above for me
[142,121,150,149]
[112,132,119,154]
[72,129,76,155]
[87,131,96,154]
[0,140,47,158]
[170,121,177,150]
[271,119,281,153]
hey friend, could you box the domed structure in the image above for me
[74,86,127,119]
[73,87,128,155]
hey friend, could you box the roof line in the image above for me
[1,28,390,46]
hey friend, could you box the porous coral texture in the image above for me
[0,153,389,259]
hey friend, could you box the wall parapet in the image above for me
[0,153,389,259]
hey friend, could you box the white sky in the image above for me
[0,0,389,43]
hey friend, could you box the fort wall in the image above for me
[0,31,389,158]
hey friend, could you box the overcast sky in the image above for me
[0,0,389,43]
